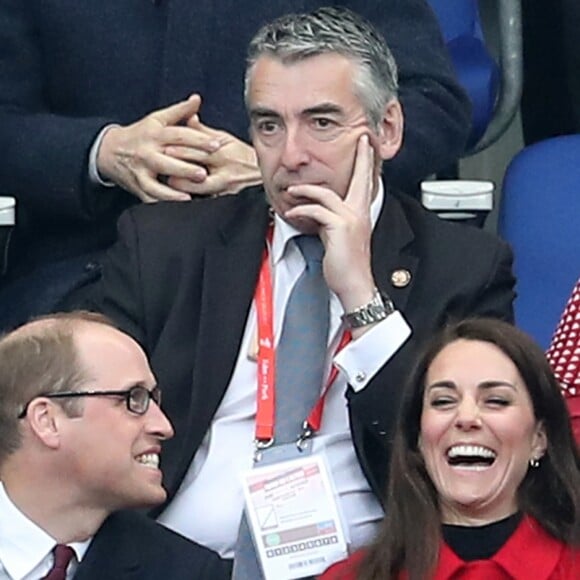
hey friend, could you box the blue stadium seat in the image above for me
[427,0,522,154]
[427,0,498,149]
[498,135,580,348]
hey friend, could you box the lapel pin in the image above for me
[391,269,411,288]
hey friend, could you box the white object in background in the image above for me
[0,197,15,226]
[0,196,16,275]
[421,180,493,221]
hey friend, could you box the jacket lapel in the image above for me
[372,189,418,312]
[171,195,271,484]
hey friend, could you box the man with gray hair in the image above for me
[0,312,228,579]
[83,7,514,578]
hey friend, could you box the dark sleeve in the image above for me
[0,1,124,221]
[80,209,148,346]
[459,239,516,323]
[343,0,472,190]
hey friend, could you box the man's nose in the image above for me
[280,126,311,170]
[147,400,174,440]
[454,398,482,431]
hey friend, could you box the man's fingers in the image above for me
[185,113,200,127]
[164,145,215,164]
[149,151,208,182]
[151,94,202,127]
[135,176,192,202]
[168,174,228,196]
[162,125,223,153]
[184,115,221,136]
[284,203,335,226]
[286,184,343,212]
[345,134,374,211]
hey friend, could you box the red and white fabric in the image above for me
[546,278,580,445]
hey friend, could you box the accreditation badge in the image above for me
[240,453,348,579]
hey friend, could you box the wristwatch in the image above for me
[341,288,395,329]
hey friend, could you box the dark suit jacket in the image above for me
[75,511,231,580]
[87,186,515,510]
[0,0,469,284]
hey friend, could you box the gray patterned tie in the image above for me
[232,235,329,580]
[274,235,329,443]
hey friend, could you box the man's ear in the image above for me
[376,99,404,161]
[26,399,63,450]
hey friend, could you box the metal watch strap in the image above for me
[341,288,395,329]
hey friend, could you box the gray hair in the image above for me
[245,6,399,128]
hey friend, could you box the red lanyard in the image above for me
[254,228,351,447]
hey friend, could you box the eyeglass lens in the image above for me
[128,386,161,414]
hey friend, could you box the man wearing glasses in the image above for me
[0,311,229,579]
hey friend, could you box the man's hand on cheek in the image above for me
[284,135,377,313]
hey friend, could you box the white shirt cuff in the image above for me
[333,311,412,392]
[88,124,120,187]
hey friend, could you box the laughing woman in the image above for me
[321,318,580,580]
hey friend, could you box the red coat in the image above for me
[319,516,579,579]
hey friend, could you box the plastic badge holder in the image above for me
[0,197,16,276]
[421,180,493,228]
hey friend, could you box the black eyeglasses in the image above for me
[18,385,161,419]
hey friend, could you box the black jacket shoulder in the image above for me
[75,511,230,580]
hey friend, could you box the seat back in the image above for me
[498,135,580,348]
[427,0,522,153]
[427,0,484,43]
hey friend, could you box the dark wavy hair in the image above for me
[359,318,580,580]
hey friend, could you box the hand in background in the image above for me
[97,94,224,203]
[166,115,262,196]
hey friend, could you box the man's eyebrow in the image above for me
[249,103,345,120]
[249,107,280,120]
[124,379,156,391]
[302,103,344,116]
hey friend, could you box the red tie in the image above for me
[42,544,75,580]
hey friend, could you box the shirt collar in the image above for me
[271,179,385,265]
[0,482,91,579]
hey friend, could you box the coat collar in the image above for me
[436,516,567,579]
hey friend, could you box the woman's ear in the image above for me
[531,420,548,461]
[376,99,404,161]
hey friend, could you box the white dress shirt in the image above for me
[0,483,90,580]
[158,184,412,557]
